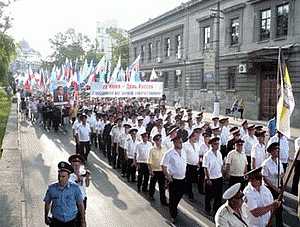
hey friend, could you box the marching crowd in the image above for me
[17,88,300,227]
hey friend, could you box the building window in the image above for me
[201,69,207,89]
[165,38,170,57]
[141,45,145,63]
[231,18,239,45]
[277,3,289,37]
[260,9,271,41]
[163,72,169,88]
[227,66,236,90]
[175,35,182,59]
[148,43,153,61]
[134,47,137,59]
[203,26,210,49]
[156,40,161,58]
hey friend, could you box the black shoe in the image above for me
[137,188,141,193]
[161,201,169,206]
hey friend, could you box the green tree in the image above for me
[49,28,104,67]
[106,27,129,68]
[0,1,16,84]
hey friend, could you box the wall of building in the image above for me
[129,0,300,126]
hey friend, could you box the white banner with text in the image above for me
[90,82,164,98]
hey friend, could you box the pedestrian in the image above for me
[203,136,223,215]
[219,118,230,159]
[103,114,113,164]
[183,129,201,201]
[251,130,267,169]
[148,133,168,205]
[239,120,248,138]
[68,155,90,227]
[198,132,211,194]
[161,135,186,224]
[243,167,280,227]
[134,130,152,192]
[44,161,86,227]
[162,125,178,151]
[72,113,81,154]
[238,98,245,119]
[76,113,91,162]
[126,128,138,182]
[110,118,123,169]
[215,183,248,227]
[119,123,131,177]
[242,124,258,171]
[262,142,284,226]
[225,138,248,188]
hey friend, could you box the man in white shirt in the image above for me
[220,118,230,159]
[251,131,267,169]
[203,137,223,215]
[198,132,211,194]
[95,114,105,154]
[119,123,131,177]
[126,128,138,182]
[225,138,248,187]
[183,130,201,201]
[215,183,249,227]
[239,120,248,138]
[243,124,258,171]
[134,130,152,192]
[68,154,91,212]
[110,118,123,169]
[243,167,280,227]
[76,113,91,163]
[162,125,178,151]
[72,113,81,154]
[136,116,146,142]
[161,135,186,223]
[268,131,289,173]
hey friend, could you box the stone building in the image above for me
[129,0,300,126]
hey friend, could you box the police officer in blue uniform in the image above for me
[44,161,86,227]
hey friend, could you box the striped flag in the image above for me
[276,48,295,138]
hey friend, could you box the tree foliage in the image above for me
[49,28,104,67]
[106,27,129,68]
[0,1,16,83]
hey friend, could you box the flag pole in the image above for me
[277,47,282,189]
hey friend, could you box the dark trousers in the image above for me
[76,197,87,227]
[79,141,90,162]
[168,178,185,219]
[112,143,117,168]
[91,132,97,147]
[229,176,245,189]
[292,160,300,195]
[268,186,283,227]
[149,171,167,203]
[50,218,76,227]
[137,163,149,191]
[74,136,79,154]
[205,177,223,214]
[98,134,105,155]
[104,136,112,164]
[220,145,227,159]
[282,162,288,173]
[197,164,205,194]
[185,164,198,199]
[126,158,136,182]
[246,156,251,172]
[117,147,126,172]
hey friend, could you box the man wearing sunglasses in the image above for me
[215,183,249,227]
[243,167,280,227]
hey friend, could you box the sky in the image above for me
[8,0,188,58]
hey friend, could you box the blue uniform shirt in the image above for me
[44,182,83,222]
[267,117,276,137]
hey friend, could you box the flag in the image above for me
[149,68,158,81]
[110,56,121,83]
[276,48,295,138]
[129,55,141,82]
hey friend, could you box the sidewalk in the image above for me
[0,103,24,227]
